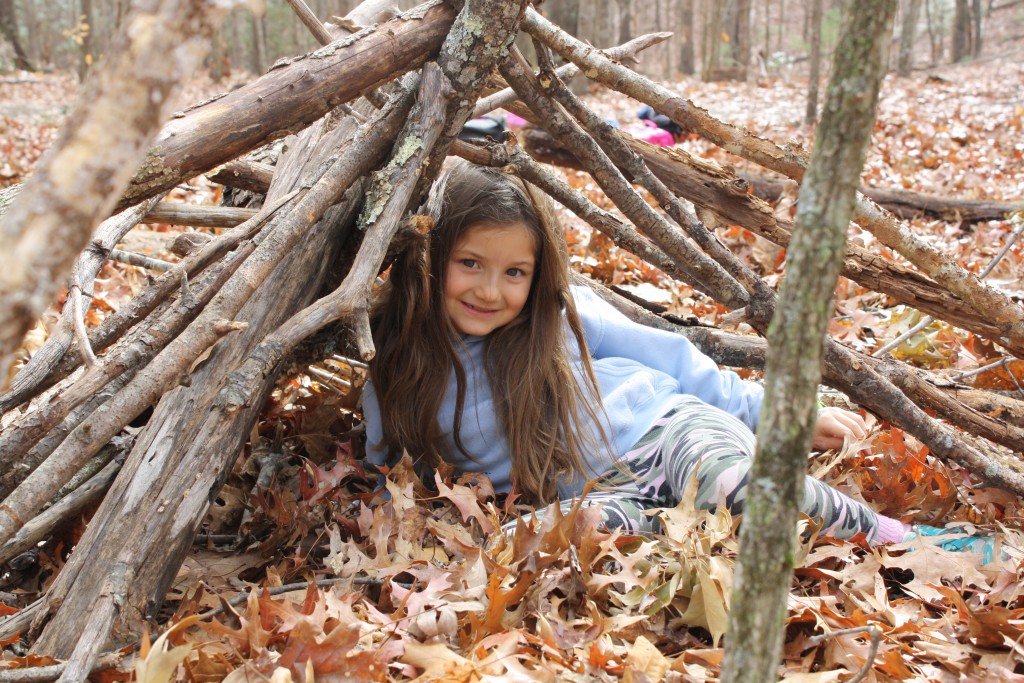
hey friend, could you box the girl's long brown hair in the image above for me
[369,160,607,503]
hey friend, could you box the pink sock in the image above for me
[872,515,912,545]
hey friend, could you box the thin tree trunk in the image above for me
[972,0,983,55]
[209,25,225,82]
[77,0,94,80]
[805,0,822,124]
[702,0,722,80]
[0,0,33,71]
[250,10,268,73]
[953,0,969,61]
[678,0,695,74]
[617,0,632,43]
[734,0,750,78]
[720,2,896,680]
[898,0,923,75]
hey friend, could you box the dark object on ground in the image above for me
[638,104,684,138]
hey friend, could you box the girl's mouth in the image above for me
[462,301,498,316]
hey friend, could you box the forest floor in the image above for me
[1,55,1024,682]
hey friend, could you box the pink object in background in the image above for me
[505,112,528,128]
[632,120,675,147]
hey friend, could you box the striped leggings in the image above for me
[534,395,887,543]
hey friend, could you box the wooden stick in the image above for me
[284,0,334,46]
[0,243,252,489]
[518,123,1006,346]
[0,191,295,415]
[471,31,672,119]
[532,42,770,302]
[107,249,173,272]
[805,626,882,683]
[142,203,256,228]
[217,64,454,411]
[206,161,274,194]
[69,286,97,367]
[0,451,125,567]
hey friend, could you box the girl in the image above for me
[363,160,997,559]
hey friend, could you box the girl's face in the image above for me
[444,221,537,337]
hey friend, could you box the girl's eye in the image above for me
[507,268,524,277]
[459,258,477,268]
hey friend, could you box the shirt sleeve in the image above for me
[360,379,387,468]
[573,285,764,431]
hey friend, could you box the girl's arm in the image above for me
[573,286,764,430]
[360,380,388,469]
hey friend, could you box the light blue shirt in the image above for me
[362,285,763,498]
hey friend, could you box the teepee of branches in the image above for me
[0,0,1022,677]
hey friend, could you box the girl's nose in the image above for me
[477,274,500,302]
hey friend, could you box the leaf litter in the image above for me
[2,57,1024,681]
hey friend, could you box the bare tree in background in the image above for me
[898,0,923,76]
[805,0,822,124]
[953,0,970,61]
[677,0,694,74]
[0,0,33,70]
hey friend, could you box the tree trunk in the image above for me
[898,0,922,75]
[733,0,750,79]
[209,25,225,82]
[953,0,970,61]
[0,0,33,71]
[677,0,694,74]
[720,2,896,681]
[77,0,94,81]
[701,0,722,80]
[804,0,822,124]
[250,10,268,74]
[972,0,983,55]
[617,0,632,44]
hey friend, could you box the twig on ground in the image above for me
[805,625,882,683]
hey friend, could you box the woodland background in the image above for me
[0,0,1024,682]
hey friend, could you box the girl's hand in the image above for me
[812,406,869,451]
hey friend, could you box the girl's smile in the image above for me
[445,221,537,337]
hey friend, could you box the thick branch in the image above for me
[116,1,456,212]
